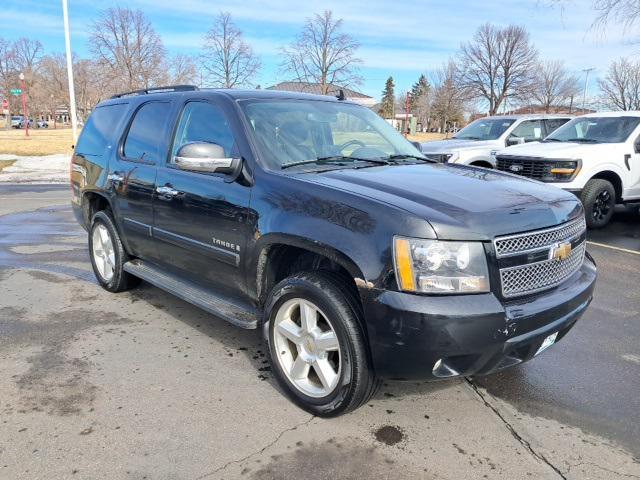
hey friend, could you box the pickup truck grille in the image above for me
[494,218,587,298]
[424,153,452,163]
[496,155,550,180]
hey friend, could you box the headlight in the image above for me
[394,237,490,293]
[541,159,581,182]
[446,152,460,163]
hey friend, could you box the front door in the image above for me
[153,99,253,298]
[108,100,174,260]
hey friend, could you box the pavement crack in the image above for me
[465,378,568,480]
[196,414,315,479]
[570,461,640,479]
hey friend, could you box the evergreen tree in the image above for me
[380,76,395,118]
[409,74,430,111]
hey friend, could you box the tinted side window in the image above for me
[510,120,544,142]
[75,104,128,156]
[124,102,172,163]
[171,102,236,160]
[545,118,570,135]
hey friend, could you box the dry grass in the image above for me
[0,127,447,157]
[0,159,16,171]
[407,132,449,143]
[0,128,76,156]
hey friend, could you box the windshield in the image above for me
[240,99,424,170]
[545,116,640,144]
[453,118,516,140]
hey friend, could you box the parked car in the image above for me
[10,115,23,128]
[419,114,572,168]
[495,112,640,228]
[36,119,48,128]
[70,86,596,416]
[16,117,33,129]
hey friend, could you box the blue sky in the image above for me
[1,0,635,102]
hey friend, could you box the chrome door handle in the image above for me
[156,186,179,196]
[107,173,124,183]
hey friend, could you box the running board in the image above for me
[123,260,258,329]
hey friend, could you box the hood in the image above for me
[420,139,501,153]
[306,163,582,240]
[497,141,615,158]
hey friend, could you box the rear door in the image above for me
[152,99,253,297]
[107,100,174,261]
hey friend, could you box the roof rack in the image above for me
[110,85,199,99]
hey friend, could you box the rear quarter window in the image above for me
[75,103,128,156]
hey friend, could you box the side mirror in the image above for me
[634,140,640,154]
[174,142,241,175]
[410,141,423,152]
[506,136,525,147]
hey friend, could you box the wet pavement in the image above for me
[0,184,638,480]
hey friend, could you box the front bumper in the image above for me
[362,253,597,379]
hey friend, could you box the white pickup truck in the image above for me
[418,114,572,168]
[495,112,640,228]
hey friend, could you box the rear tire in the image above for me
[581,179,616,229]
[264,271,379,417]
[89,210,140,292]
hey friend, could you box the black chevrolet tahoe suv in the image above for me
[71,85,597,416]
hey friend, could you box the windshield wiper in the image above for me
[386,154,435,163]
[453,136,481,140]
[566,138,599,143]
[281,156,390,169]
[543,138,562,142]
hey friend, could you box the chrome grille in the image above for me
[494,218,586,258]
[500,243,586,298]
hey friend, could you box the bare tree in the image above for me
[281,10,361,94]
[12,38,43,74]
[593,0,640,31]
[531,60,580,112]
[201,12,260,88]
[89,7,167,92]
[598,57,640,110]
[458,23,538,115]
[168,54,197,85]
[431,60,466,132]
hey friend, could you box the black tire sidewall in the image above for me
[582,180,615,229]
[265,274,363,416]
[89,211,127,292]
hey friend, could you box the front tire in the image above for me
[264,271,379,417]
[89,210,139,292]
[581,179,616,229]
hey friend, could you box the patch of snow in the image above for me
[0,154,70,184]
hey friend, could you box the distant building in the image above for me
[266,82,376,107]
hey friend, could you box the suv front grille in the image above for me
[500,243,586,297]
[494,218,587,298]
[494,218,586,257]
[496,155,551,180]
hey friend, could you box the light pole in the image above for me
[19,72,28,137]
[582,67,595,113]
[62,0,78,141]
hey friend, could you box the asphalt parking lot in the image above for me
[0,184,638,480]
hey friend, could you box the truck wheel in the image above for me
[581,179,616,229]
[264,271,379,417]
[89,210,139,292]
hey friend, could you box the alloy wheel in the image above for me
[92,224,115,282]
[592,189,613,222]
[272,298,341,398]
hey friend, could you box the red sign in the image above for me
[1,99,7,109]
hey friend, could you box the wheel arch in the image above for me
[252,234,367,309]
[589,170,623,202]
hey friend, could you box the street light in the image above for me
[19,72,28,137]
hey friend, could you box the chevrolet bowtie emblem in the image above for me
[549,242,572,261]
